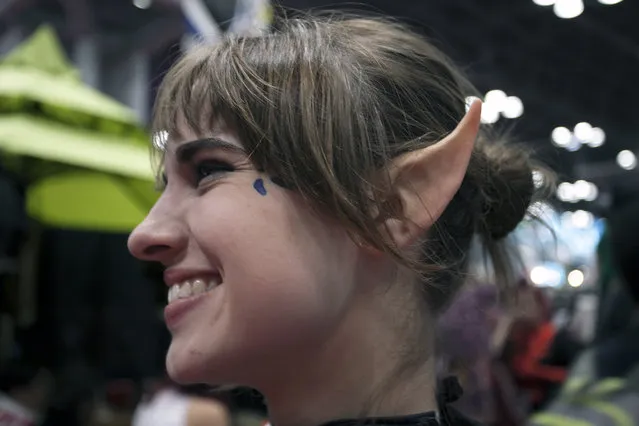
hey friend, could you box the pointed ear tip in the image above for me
[467,98,483,120]
[454,99,481,137]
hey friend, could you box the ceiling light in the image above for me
[502,96,524,119]
[557,182,577,203]
[557,181,598,202]
[573,180,591,200]
[480,102,500,124]
[133,0,152,9]
[574,122,593,142]
[530,265,563,288]
[533,0,556,5]
[617,150,637,170]
[572,180,598,202]
[587,127,606,148]
[485,90,507,108]
[584,182,598,202]
[571,210,594,228]
[554,0,585,19]
[566,138,582,152]
[551,126,572,147]
[598,0,623,4]
[567,270,585,288]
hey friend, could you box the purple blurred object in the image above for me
[437,285,500,361]
[436,284,504,423]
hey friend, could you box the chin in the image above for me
[166,339,245,386]
[165,342,214,384]
[166,356,200,385]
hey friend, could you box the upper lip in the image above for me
[163,268,220,287]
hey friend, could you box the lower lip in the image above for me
[164,292,210,329]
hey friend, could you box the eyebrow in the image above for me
[175,137,246,163]
[158,137,246,190]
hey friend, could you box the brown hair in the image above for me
[152,13,550,312]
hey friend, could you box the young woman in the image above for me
[127,14,545,426]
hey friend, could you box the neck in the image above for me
[255,287,438,426]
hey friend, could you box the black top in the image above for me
[321,412,440,426]
[595,322,639,378]
[319,378,482,426]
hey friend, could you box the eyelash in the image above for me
[193,159,235,185]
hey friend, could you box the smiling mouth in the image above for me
[167,276,221,304]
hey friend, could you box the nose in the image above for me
[128,208,188,264]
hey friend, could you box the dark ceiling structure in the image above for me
[280,0,639,210]
[1,0,638,209]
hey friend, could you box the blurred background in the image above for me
[0,0,637,425]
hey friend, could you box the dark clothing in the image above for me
[528,323,639,426]
[594,321,639,379]
[320,378,482,426]
[320,408,479,426]
[506,321,566,409]
[322,412,442,426]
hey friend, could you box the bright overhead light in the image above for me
[551,126,572,147]
[572,180,598,202]
[598,0,623,4]
[533,0,556,5]
[617,150,637,170]
[530,266,547,286]
[557,181,598,202]
[588,127,606,148]
[567,270,585,288]
[530,265,563,288]
[133,0,152,9]
[480,102,500,124]
[584,182,598,201]
[485,90,507,108]
[566,138,582,152]
[561,211,573,225]
[554,0,584,19]
[571,210,594,228]
[574,122,593,142]
[573,180,591,200]
[502,96,524,119]
[557,182,578,203]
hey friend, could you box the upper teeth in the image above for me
[168,277,220,304]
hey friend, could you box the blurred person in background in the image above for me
[127,12,549,426]
[437,283,527,426]
[0,361,52,426]
[544,293,587,371]
[502,281,567,412]
[130,316,267,426]
[594,227,637,344]
[132,377,267,426]
[132,379,231,426]
[529,200,639,425]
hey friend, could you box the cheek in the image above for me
[189,188,360,352]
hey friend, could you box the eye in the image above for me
[194,159,235,184]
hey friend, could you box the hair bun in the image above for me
[476,139,536,240]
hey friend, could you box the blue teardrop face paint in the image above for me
[253,178,267,196]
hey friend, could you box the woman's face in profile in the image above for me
[127,126,367,386]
